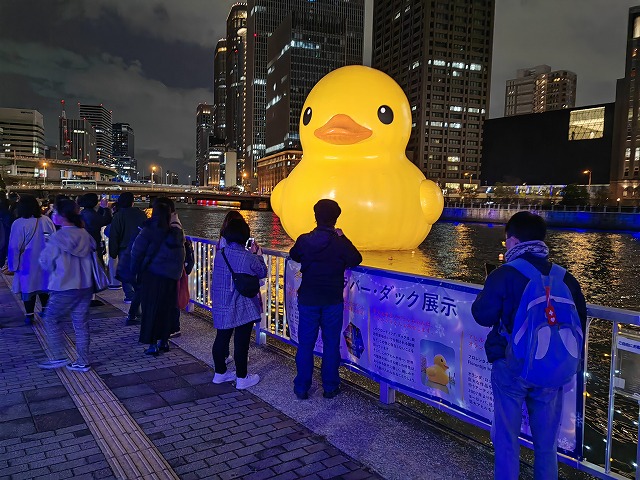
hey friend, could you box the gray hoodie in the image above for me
[40,226,96,292]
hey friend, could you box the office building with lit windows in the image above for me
[59,117,96,163]
[78,104,112,165]
[504,65,577,117]
[195,103,213,186]
[265,10,361,155]
[372,0,494,191]
[0,108,45,158]
[611,6,640,204]
[213,38,227,140]
[482,103,613,186]
[112,123,136,181]
[245,0,364,187]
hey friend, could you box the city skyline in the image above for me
[1,0,639,182]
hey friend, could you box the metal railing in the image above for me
[186,235,640,479]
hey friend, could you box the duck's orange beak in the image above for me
[314,114,372,145]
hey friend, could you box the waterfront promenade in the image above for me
[0,276,590,479]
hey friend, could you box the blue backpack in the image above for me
[503,258,583,388]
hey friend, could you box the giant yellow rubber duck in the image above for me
[271,65,443,250]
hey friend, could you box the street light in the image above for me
[583,169,592,189]
[151,166,156,188]
[42,162,47,187]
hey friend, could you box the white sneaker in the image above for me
[212,370,236,384]
[236,373,260,390]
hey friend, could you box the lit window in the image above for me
[568,107,605,141]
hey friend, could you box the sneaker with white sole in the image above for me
[39,359,68,369]
[236,373,260,390]
[212,370,236,384]
[66,362,91,372]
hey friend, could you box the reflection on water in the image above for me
[178,204,640,309]
[178,204,640,475]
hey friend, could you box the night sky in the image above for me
[0,0,637,181]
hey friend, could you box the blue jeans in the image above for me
[491,359,563,480]
[294,303,343,395]
[44,288,93,364]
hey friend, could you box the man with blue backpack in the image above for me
[472,211,587,480]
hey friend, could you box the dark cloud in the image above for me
[490,0,638,117]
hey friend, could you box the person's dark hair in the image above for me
[220,210,244,238]
[55,199,84,228]
[118,192,134,208]
[505,211,547,242]
[154,196,175,213]
[222,218,250,246]
[78,192,99,208]
[16,194,42,219]
[314,199,341,227]
[151,202,171,231]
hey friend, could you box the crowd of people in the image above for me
[0,190,586,478]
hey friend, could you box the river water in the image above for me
[176,204,640,475]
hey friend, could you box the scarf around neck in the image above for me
[504,240,549,263]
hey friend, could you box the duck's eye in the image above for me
[377,105,393,124]
[303,107,312,126]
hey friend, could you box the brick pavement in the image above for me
[0,278,380,479]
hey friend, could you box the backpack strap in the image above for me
[508,258,543,280]
[549,263,567,280]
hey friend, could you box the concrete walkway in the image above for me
[0,277,593,479]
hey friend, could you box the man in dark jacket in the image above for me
[289,199,362,400]
[108,192,147,308]
[472,212,587,480]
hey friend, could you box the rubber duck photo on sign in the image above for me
[271,65,444,251]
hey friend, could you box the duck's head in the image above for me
[434,354,449,370]
[299,65,411,160]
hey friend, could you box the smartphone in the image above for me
[245,238,255,250]
[484,262,497,277]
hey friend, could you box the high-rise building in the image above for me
[78,103,112,165]
[59,117,96,163]
[112,123,136,181]
[195,103,213,186]
[265,10,362,155]
[226,4,248,185]
[504,65,577,117]
[213,38,228,140]
[245,0,365,186]
[372,1,494,191]
[0,108,45,158]
[611,6,640,204]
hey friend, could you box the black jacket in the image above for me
[108,207,147,259]
[290,226,362,306]
[81,206,112,248]
[471,253,587,363]
[130,223,185,281]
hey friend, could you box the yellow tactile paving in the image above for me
[31,316,180,480]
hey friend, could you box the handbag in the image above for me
[91,250,110,293]
[220,248,260,298]
[177,267,190,309]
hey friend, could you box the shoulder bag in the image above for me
[91,249,110,293]
[221,248,260,298]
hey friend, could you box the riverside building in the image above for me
[78,103,112,165]
[112,123,136,181]
[245,0,364,189]
[0,108,45,158]
[213,38,227,140]
[195,103,213,187]
[372,0,494,192]
[504,65,577,117]
[611,6,640,204]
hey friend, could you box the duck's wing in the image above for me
[419,179,444,224]
[271,179,286,217]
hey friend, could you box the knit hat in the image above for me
[314,199,341,226]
